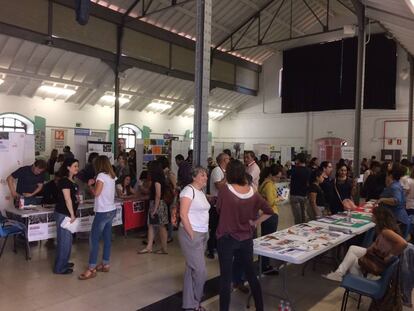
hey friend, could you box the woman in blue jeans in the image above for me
[79,155,117,280]
[54,158,80,274]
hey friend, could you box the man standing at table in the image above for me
[244,151,260,190]
[290,153,311,224]
[6,159,47,205]
[319,161,334,213]
[207,152,230,259]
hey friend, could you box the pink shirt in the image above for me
[216,184,273,241]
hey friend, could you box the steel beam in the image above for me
[302,0,326,30]
[193,0,212,167]
[261,0,286,43]
[408,55,414,160]
[213,0,277,52]
[51,0,260,71]
[351,0,366,186]
[114,0,140,156]
[230,27,344,51]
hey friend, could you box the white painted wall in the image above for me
[218,44,412,160]
[0,95,219,156]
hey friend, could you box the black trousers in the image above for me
[217,235,263,311]
[207,206,219,253]
[260,214,278,270]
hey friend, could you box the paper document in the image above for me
[60,217,81,233]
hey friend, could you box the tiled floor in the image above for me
[0,204,412,311]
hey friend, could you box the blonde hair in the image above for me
[94,155,116,179]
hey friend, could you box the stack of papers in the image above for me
[60,217,81,233]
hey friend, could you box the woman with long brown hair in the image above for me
[138,160,169,255]
[323,206,407,282]
[79,155,117,280]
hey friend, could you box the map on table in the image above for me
[254,223,349,258]
[316,212,372,229]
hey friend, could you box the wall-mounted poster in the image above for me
[52,129,66,150]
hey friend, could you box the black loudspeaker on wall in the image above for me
[75,0,91,25]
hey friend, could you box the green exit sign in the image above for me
[75,123,82,127]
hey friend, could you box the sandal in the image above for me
[78,268,97,280]
[154,249,168,255]
[137,248,152,254]
[96,263,110,272]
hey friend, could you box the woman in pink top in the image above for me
[216,160,274,311]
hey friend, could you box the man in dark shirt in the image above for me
[319,161,334,212]
[175,154,192,188]
[7,159,47,205]
[63,146,75,160]
[289,153,311,224]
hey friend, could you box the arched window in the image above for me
[118,124,142,150]
[0,113,34,134]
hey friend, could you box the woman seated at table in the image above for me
[329,164,356,214]
[323,206,407,282]
[116,175,136,199]
[307,168,327,220]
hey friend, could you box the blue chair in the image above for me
[339,257,399,311]
[0,215,30,260]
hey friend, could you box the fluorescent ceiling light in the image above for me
[209,111,225,118]
[184,108,195,115]
[148,101,173,111]
[101,94,130,105]
[38,85,76,96]
[183,108,225,119]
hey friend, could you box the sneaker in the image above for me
[322,271,343,282]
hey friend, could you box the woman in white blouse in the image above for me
[179,166,210,311]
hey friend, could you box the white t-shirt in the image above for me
[209,166,225,197]
[95,173,116,212]
[180,185,210,232]
[403,177,414,210]
[246,162,260,189]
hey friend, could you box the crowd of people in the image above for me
[5,146,414,310]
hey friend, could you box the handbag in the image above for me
[171,185,195,228]
[358,247,388,276]
[334,178,356,210]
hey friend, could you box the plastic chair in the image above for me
[0,215,30,260]
[339,257,399,311]
[361,227,375,248]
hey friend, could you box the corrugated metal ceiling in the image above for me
[0,34,252,120]
[92,0,356,64]
[364,0,414,57]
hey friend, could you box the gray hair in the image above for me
[191,166,208,178]
[216,152,229,165]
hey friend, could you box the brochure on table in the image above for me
[7,202,122,241]
[254,223,352,264]
[309,211,375,234]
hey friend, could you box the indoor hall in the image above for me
[0,0,414,311]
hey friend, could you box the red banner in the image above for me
[123,200,147,232]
